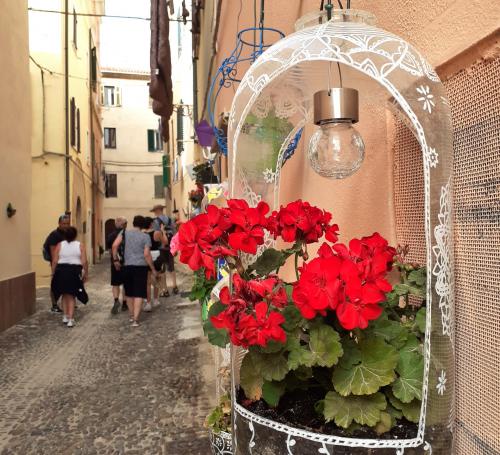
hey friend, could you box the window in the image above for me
[176,103,184,154]
[173,157,179,182]
[105,173,117,198]
[154,175,164,199]
[70,97,76,147]
[73,8,77,49]
[101,86,121,107]
[147,129,162,152]
[76,108,81,152]
[104,128,116,149]
[147,82,153,108]
[90,46,97,91]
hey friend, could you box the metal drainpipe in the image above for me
[64,0,70,213]
[89,29,96,264]
[192,57,198,125]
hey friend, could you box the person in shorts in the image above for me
[43,214,71,313]
[106,217,127,314]
[111,216,157,327]
[150,204,178,296]
[143,216,167,311]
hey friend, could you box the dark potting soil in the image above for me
[237,388,418,440]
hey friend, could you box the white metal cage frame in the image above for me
[228,10,454,454]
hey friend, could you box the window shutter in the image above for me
[147,129,155,151]
[154,175,164,199]
[162,154,170,186]
[100,85,104,105]
[176,103,184,155]
[70,98,76,147]
[90,47,97,90]
[115,87,122,106]
[76,108,81,152]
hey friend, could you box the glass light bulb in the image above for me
[308,122,365,179]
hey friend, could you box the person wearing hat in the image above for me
[150,204,179,296]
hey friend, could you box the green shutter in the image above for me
[177,102,184,155]
[162,154,170,186]
[154,175,163,199]
[147,129,155,151]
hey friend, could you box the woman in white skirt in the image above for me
[51,226,88,327]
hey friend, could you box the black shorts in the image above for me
[123,265,149,298]
[110,262,124,286]
[165,250,175,273]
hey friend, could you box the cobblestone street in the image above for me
[0,260,215,455]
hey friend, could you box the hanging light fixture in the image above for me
[307,0,365,179]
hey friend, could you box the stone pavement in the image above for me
[0,260,215,455]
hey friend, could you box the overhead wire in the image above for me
[28,7,191,22]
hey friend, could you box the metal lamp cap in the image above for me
[313,87,359,125]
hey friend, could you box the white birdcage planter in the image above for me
[228,8,454,455]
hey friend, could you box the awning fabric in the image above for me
[150,0,174,141]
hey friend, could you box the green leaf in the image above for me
[392,349,424,403]
[282,304,302,332]
[259,340,285,354]
[408,268,426,286]
[251,351,289,381]
[262,381,286,407]
[332,337,398,396]
[248,248,287,276]
[240,353,263,400]
[202,301,230,347]
[415,307,426,334]
[374,411,393,435]
[369,317,408,349]
[323,391,387,428]
[309,325,343,368]
[394,284,410,296]
[288,343,315,370]
[203,320,230,347]
[385,290,400,307]
[286,325,342,370]
[387,390,421,423]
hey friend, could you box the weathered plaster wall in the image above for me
[212,0,498,244]
[0,0,32,281]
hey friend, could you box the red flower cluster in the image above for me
[292,233,395,330]
[267,200,339,244]
[211,274,287,347]
[178,200,270,277]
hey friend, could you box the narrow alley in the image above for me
[0,261,214,455]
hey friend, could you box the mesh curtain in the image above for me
[393,56,500,455]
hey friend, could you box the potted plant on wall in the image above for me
[178,199,429,454]
[205,394,233,455]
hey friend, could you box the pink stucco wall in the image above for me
[213,0,499,244]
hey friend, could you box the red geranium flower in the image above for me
[336,260,384,329]
[228,200,269,254]
[292,244,342,319]
[210,274,288,348]
[178,220,215,277]
[268,200,339,244]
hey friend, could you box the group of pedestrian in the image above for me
[108,205,179,327]
[42,205,178,329]
[43,214,88,328]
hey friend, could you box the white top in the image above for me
[58,240,82,265]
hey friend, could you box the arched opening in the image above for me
[104,218,116,249]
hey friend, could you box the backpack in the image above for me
[42,236,52,262]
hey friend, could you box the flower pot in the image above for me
[209,429,233,455]
[234,403,444,454]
